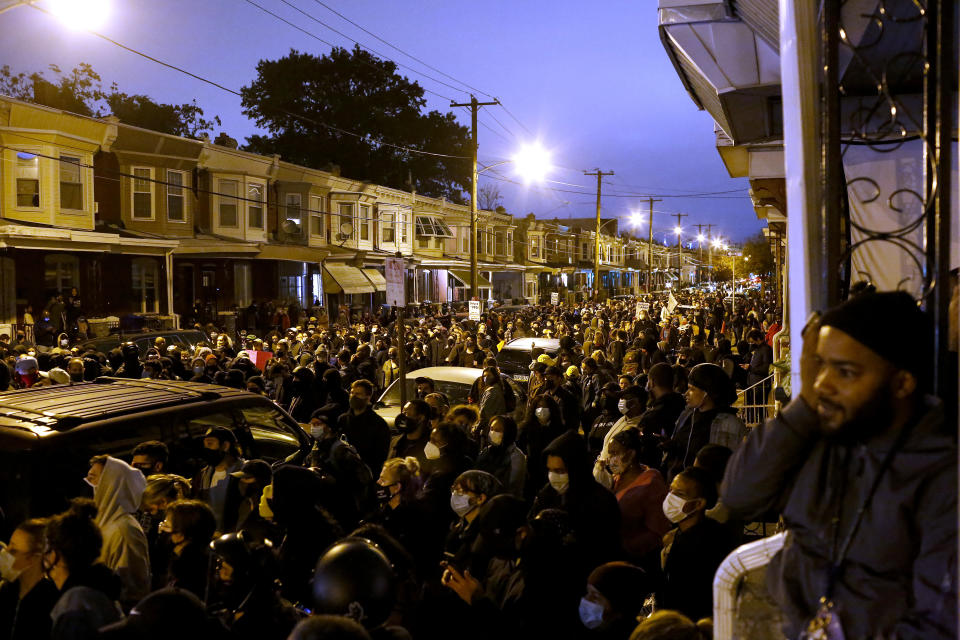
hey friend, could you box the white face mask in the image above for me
[535,407,551,424]
[606,456,624,476]
[310,425,325,440]
[424,442,442,460]
[0,547,22,583]
[488,431,504,446]
[662,491,697,524]
[548,471,569,495]
[579,597,605,629]
[617,399,629,415]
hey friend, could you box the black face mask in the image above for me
[376,486,393,503]
[70,373,84,383]
[238,482,261,499]
[201,448,226,466]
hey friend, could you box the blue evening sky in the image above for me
[0,0,764,242]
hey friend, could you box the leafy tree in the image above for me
[240,46,470,202]
[0,63,220,138]
[742,231,775,277]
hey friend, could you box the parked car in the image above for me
[497,337,561,383]
[0,378,309,537]
[77,329,212,357]
[373,366,526,428]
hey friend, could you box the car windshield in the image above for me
[497,348,537,374]
[379,377,474,407]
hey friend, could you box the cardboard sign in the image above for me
[635,302,650,317]
[468,300,481,321]
[550,292,559,305]
[243,350,273,371]
[384,257,405,307]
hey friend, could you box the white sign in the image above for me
[635,302,649,317]
[550,292,559,305]
[468,300,482,321]
[667,293,679,313]
[384,257,405,307]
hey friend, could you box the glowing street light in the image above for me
[697,233,705,243]
[47,0,110,30]
[674,226,683,236]
[511,142,552,184]
[629,212,646,227]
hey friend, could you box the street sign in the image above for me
[468,300,481,321]
[550,292,559,305]
[384,257,405,307]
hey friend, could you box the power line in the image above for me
[25,3,472,160]
[306,0,495,99]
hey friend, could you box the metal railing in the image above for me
[736,373,775,428]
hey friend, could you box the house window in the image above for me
[337,203,354,239]
[506,231,513,256]
[132,258,159,314]
[434,237,443,249]
[581,243,589,260]
[381,210,395,243]
[531,237,540,258]
[218,179,239,227]
[44,254,78,294]
[248,182,265,229]
[461,232,469,253]
[495,231,505,256]
[400,212,409,244]
[418,236,429,248]
[476,229,484,254]
[15,152,39,207]
[234,263,252,308]
[284,193,302,235]
[132,167,153,219]
[357,204,370,241]
[167,170,185,222]
[309,195,326,238]
[59,155,83,210]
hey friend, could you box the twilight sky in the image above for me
[0,0,764,242]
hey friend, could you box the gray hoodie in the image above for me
[94,456,151,604]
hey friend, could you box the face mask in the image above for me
[70,373,84,383]
[662,491,696,524]
[310,425,326,440]
[259,484,274,520]
[488,431,504,446]
[0,548,22,583]
[548,471,569,495]
[193,366,204,376]
[59,339,69,347]
[535,407,551,424]
[606,457,624,476]
[424,442,442,460]
[376,485,395,503]
[618,399,629,415]
[579,597,605,629]
[349,396,368,411]
[201,447,226,466]
[450,493,474,518]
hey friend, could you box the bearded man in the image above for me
[722,291,956,640]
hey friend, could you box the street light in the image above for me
[674,226,683,286]
[511,142,552,184]
[1,0,111,29]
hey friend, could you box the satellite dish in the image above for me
[281,220,300,235]
[339,221,354,236]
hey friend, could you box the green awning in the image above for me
[448,269,491,288]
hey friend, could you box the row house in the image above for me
[0,95,533,336]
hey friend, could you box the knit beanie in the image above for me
[587,562,649,617]
[820,291,931,378]
[688,363,737,407]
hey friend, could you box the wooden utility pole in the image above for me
[450,95,499,300]
[584,169,614,301]
[645,197,661,293]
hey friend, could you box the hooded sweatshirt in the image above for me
[94,457,150,604]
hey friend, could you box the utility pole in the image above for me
[451,95,499,300]
[584,169,614,301]
[672,212,688,286]
[705,223,714,286]
[694,223,706,284]
[645,197,661,293]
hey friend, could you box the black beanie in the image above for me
[820,291,931,378]
[689,363,737,407]
[587,562,649,617]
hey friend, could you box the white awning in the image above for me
[362,268,387,292]
[415,215,454,237]
[323,263,375,294]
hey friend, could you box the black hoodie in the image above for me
[530,431,622,575]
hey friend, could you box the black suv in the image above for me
[77,329,212,357]
[0,378,309,536]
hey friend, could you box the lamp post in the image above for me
[697,233,705,285]
[590,217,621,300]
[674,226,683,286]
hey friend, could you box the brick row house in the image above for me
[0,96,529,334]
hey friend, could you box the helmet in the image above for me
[121,341,140,359]
[311,538,396,630]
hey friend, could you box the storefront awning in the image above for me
[362,268,387,292]
[324,263,375,294]
[449,269,492,288]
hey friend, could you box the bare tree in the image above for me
[478,183,503,211]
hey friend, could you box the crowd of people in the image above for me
[0,281,956,640]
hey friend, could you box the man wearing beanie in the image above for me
[722,291,956,640]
